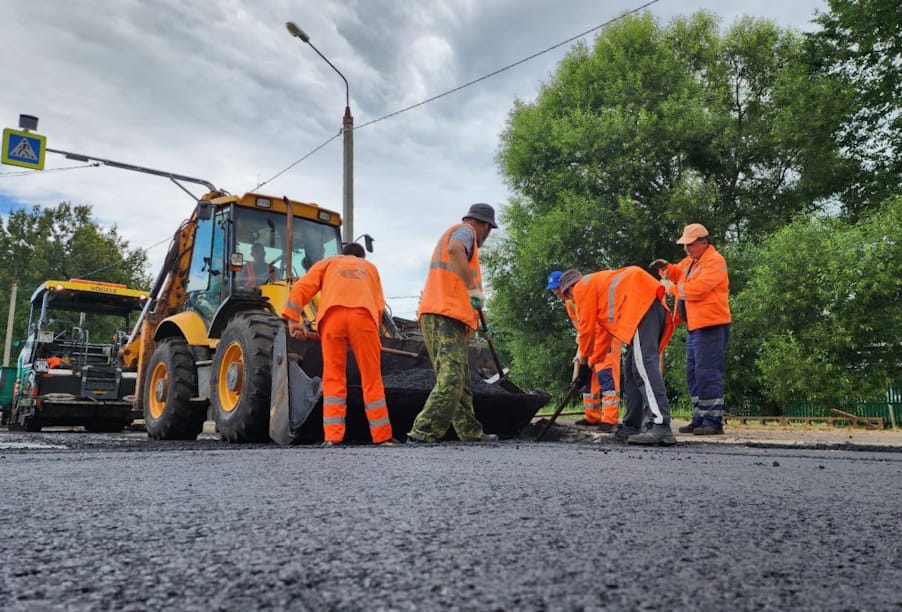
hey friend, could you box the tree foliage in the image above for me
[810,0,902,212]
[0,202,150,352]
[486,11,849,392]
[728,196,902,407]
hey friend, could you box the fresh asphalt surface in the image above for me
[1,425,901,611]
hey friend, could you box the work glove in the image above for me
[573,363,592,389]
[468,288,484,310]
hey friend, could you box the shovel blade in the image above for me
[483,367,525,394]
[484,367,509,384]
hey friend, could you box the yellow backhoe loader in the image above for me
[46,151,548,443]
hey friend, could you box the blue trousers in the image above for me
[687,324,730,427]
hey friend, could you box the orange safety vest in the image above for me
[572,266,670,361]
[663,245,731,330]
[244,260,274,287]
[283,255,385,327]
[418,223,482,331]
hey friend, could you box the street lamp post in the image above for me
[286,21,354,243]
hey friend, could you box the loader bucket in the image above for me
[270,326,323,445]
[278,334,550,444]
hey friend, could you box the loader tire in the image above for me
[144,337,204,440]
[211,312,279,442]
[23,416,42,432]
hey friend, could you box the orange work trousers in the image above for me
[319,306,392,444]
[584,339,622,425]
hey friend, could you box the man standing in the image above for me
[651,223,731,435]
[546,270,621,432]
[557,267,675,446]
[282,243,397,446]
[407,203,500,444]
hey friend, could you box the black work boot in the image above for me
[678,423,698,434]
[693,425,725,436]
[627,423,677,446]
[613,424,641,442]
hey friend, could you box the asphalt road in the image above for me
[1,427,901,611]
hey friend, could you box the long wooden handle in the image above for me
[381,347,420,358]
[536,382,582,441]
[477,309,506,375]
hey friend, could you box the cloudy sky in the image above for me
[1,0,826,318]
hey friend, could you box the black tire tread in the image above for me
[212,312,279,443]
[144,337,203,440]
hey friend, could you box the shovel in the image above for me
[535,380,583,441]
[270,325,323,445]
[477,309,525,394]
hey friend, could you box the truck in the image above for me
[121,189,550,443]
[7,279,149,432]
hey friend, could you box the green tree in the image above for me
[728,196,902,408]
[487,11,849,391]
[810,0,902,212]
[0,202,150,352]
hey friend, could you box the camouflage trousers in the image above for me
[408,314,484,442]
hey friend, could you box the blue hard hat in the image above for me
[546,270,562,290]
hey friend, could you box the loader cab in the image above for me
[183,194,342,324]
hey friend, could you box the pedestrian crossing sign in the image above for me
[2,128,46,170]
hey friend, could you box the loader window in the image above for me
[292,221,341,274]
[186,216,214,293]
[232,208,341,280]
[185,213,225,321]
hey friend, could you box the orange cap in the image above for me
[676,223,709,245]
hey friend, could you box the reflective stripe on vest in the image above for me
[607,271,626,324]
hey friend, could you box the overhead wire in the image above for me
[75,234,173,280]
[0,162,100,177]
[3,0,663,270]
[252,0,662,190]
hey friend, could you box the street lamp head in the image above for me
[285,21,310,43]
[18,114,38,131]
[285,19,354,242]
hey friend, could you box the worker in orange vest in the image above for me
[282,243,397,446]
[407,203,500,444]
[546,270,621,432]
[557,267,675,445]
[651,223,731,435]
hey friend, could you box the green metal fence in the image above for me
[783,385,902,428]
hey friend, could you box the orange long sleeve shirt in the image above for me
[572,266,666,363]
[663,245,731,330]
[282,255,385,328]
